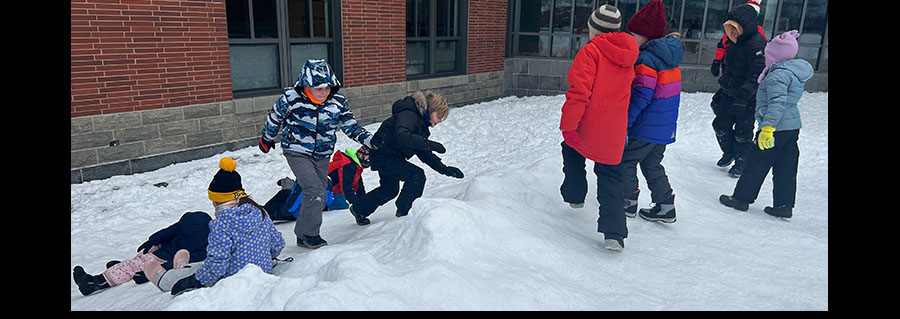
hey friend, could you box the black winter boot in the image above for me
[716,153,734,168]
[719,195,749,211]
[639,194,676,223]
[297,235,328,249]
[73,266,111,296]
[764,205,793,220]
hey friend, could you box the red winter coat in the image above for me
[559,32,639,165]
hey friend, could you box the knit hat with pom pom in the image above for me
[208,157,248,202]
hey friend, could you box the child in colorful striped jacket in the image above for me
[621,0,682,224]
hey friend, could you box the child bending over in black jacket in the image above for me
[348,91,463,225]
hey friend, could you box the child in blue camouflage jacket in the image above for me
[258,59,373,250]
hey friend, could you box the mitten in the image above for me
[757,126,775,150]
[442,166,464,179]
[171,274,204,296]
[425,140,446,154]
[259,137,275,153]
[562,130,580,148]
[710,60,721,77]
[137,240,157,254]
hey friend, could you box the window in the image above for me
[507,0,828,71]
[406,0,467,78]
[226,0,339,97]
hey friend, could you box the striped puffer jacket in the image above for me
[627,34,683,145]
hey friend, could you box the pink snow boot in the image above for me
[172,249,190,269]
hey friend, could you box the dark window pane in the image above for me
[253,0,279,38]
[226,0,250,39]
[230,44,280,91]
[553,0,572,33]
[436,0,450,37]
[407,41,429,75]
[435,40,457,72]
[619,0,638,32]
[516,34,549,56]
[572,36,589,56]
[704,0,729,39]
[760,0,776,38]
[291,43,330,81]
[417,0,430,37]
[407,0,415,37]
[288,0,309,38]
[573,0,592,35]
[662,0,683,34]
[682,0,703,39]
[777,0,803,34]
[312,0,331,38]
[800,0,827,45]
[518,0,551,33]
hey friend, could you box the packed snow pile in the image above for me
[71,92,828,310]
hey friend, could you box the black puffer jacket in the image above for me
[369,92,447,172]
[145,211,212,270]
[717,4,766,105]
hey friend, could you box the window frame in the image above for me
[227,0,343,99]
[406,0,469,80]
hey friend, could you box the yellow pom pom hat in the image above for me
[208,157,248,202]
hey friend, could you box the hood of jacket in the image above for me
[590,32,640,68]
[725,5,760,42]
[393,90,427,115]
[770,58,814,82]
[294,59,342,99]
[215,202,267,235]
[641,35,684,68]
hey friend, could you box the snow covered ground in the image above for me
[70,92,828,310]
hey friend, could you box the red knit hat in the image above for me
[627,0,666,39]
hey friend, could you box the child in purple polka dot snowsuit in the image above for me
[194,200,285,287]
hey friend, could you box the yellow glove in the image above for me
[758,126,775,150]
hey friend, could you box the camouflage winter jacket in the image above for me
[261,59,373,159]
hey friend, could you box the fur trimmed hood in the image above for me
[410,90,427,114]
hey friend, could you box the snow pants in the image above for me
[102,252,165,287]
[353,154,426,218]
[711,89,756,164]
[284,150,330,238]
[560,141,628,239]
[620,139,674,203]
[732,129,800,207]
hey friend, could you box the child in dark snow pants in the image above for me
[349,91,463,225]
[559,4,637,251]
[720,30,812,220]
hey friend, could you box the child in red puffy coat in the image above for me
[559,4,638,252]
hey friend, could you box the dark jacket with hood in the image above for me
[145,211,212,270]
[717,5,767,106]
[369,91,449,173]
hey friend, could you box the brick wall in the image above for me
[70,0,232,118]
[467,0,507,74]
[341,0,406,88]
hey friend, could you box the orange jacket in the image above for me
[559,32,639,165]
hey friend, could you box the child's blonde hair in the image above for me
[425,91,449,121]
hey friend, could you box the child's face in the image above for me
[429,111,444,127]
[307,86,330,102]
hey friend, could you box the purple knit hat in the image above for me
[758,30,800,83]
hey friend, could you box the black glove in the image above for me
[710,60,721,77]
[425,140,446,154]
[259,137,275,153]
[137,240,157,254]
[171,274,204,296]
[442,166,464,179]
